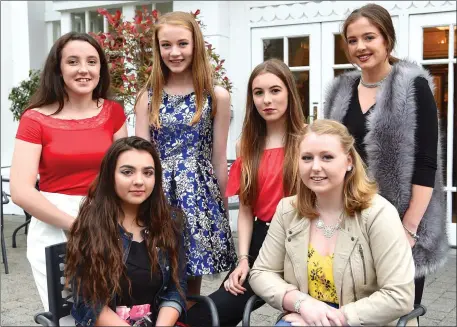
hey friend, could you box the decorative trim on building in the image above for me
[249,1,457,24]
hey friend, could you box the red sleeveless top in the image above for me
[226,148,285,222]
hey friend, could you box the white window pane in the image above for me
[71,12,86,33]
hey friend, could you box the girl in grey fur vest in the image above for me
[324,3,448,306]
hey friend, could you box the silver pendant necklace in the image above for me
[315,208,344,239]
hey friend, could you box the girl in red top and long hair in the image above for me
[10,32,127,311]
[187,58,305,326]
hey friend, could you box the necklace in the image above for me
[360,68,392,88]
[315,209,344,239]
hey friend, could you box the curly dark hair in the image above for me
[65,136,183,306]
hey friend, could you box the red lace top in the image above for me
[226,148,285,222]
[15,100,126,196]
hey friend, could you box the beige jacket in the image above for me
[249,194,416,326]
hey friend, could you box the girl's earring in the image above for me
[347,166,352,172]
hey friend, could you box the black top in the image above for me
[343,76,438,187]
[117,240,162,309]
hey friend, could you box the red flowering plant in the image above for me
[90,7,233,116]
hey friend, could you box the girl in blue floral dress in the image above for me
[135,11,237,296]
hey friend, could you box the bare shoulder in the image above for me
[235,139,241,158]
[135,90,149,114]
[214,85,230,102]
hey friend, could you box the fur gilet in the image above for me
[324,60,449,278]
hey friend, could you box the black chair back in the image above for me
[1,176,10,274]
[36,242,221,327]
[45,242,73,326]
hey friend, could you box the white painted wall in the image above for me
[1,1,32,215]
[28,1,47,71]
[226,2,251,159]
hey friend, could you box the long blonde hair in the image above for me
[239,59,305,205]
[295,119,378,219]
[137,11,217,128]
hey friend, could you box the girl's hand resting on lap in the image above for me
[223,258,249,295]
[297,297,346,326]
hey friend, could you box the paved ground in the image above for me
[1,214,456,326]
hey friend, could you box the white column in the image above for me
[122,4,136,21]
[1,1,32,214]
[61,12,71,34]
[103,16,109,33]
[85,10,90,33]
[46,22,54,52]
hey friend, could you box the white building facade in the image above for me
[1,1,456,244]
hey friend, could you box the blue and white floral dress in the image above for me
[149,89,237,276]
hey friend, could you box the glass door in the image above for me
[251,23,321,122]
[409,12,456,246]
[321,21,357,117]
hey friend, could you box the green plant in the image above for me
[8,69,41,121]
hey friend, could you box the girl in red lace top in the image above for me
[187,59,306,326]
[10,32,127,311]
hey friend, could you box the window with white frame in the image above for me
[71,12,86,33]
[67,2,173,34]
[89,10,104,33]
[52,21,61,43]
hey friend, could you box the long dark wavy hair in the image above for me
[23,32,111,116]
[65,136,183,306]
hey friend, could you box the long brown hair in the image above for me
[23,32,110,116]
[65,136,183,306]
[295,119,378,219]
[239,59,305,205]
[341,3,399,65]
[137,11,216,128]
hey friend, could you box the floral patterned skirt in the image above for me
[162,158,237,276]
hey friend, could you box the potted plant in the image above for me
[8,70,41,121]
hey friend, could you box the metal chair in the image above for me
[242,294,426,327]
[34,242,220,327]
[1,175,10,274]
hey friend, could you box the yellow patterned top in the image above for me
[307,244,338,304]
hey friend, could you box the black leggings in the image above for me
[187,219,269,327]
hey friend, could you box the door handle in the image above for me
[309,102,318,123]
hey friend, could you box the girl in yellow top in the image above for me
[250,119,415,326]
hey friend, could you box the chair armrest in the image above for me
[2,191,9,205]
[34,311,55,327]
[228,202,240,210]
[187,295,219,327]
[242,295,264,327]
[397,304,427,327]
